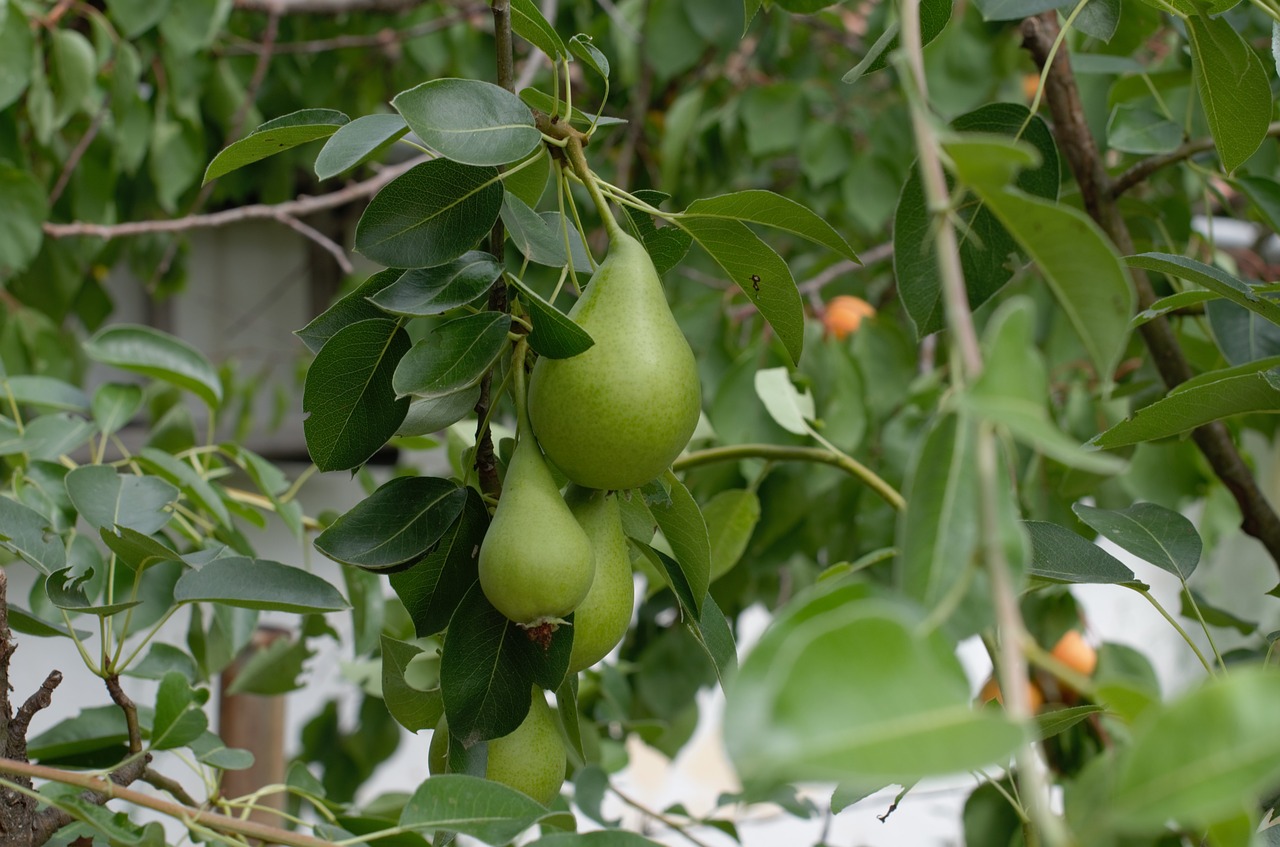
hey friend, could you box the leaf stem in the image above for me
[564,135,621,239]
[673,443,905,511]
[1128,586,1215,675]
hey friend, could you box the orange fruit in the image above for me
[1051,630,1097,677]
[822,295,876,339]
[977,674,1044,711]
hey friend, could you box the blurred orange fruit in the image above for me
[978,674,1045,711]
[1051,629,1097,677]
[823,295,876,339]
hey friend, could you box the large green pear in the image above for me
[528,230,701,491]
[566,487,634,673]
[428,687,567,805]
[478,431,594,626]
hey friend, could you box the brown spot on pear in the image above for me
[566,486,634,673]
[528,230,701,490]
[478,431,593,626]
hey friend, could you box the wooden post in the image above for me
[218,626,291,826]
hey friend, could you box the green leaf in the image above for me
[510,0,567,59]
[518,88,627,130]
[0,3,35,111]
[392,79,539,167]
[126,643,198,682]
[49,29,95,126]
[84,324,223,409]
[501,195,571,268]
[355,159,503,269]
[400,774,548,840]
[842,0,952,81]
[569,34,610,80]
[315,113,409,180]
[621,190,692,276]
[381,635,443,732]
[1109,668,1280,831]
[1132,290,1219,327]
[1073,502,1200,580]
[370,254,501,319]
[1209,300,1280,367]
[296,268,402,354]
[99,526,181,573]
[91,383,143,436]
[302,318,411,472]
[754,367,815,436]
[895,103,1059,338]
[224,630,312,695]
[682,190,859,262]
[136,447,231,528]
[1024,520,1139,586]
[947,137,1134,385]
[704,489,761,581]
[530,833,668,847]
[0,163,46,275]
[724,583,1024,787]
[397,387,483,437]
[3,375,87,413]
[1127,253,1280,329]
[392,312,512,399]
[0,497,66,575]
[1180,588,1256,636]
[204,109,348,183]
[1107,104,1183,155]
[151,672,207,751]
[64,466,178,535]
[743,0,763,32]
[962,299,1125,474]
[675,215,803,364]
[389,488,488,638]
[1235,175,1280,234]
[315,476,467,572]
[1186,11,1271,173]
[46,567,140,616]
[973,0,1073,18]
[439,582,573,744]
[1036,705,1105,741]
[1092,367,1280,449]
[649,471,711,616]
[635,545,736,683]
[173,556,349,613]
[507,276,595,359]
[9,604,86,639]
[104,0,171,37]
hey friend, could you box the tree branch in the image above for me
[42,154,428,240]
[104,676,141,756]
[219,8,483,55]
[141,767,201,809]
[233,0,430,12]
[1021,13,1280,572]
[1110,122,1280,199]
[7,672,61,764]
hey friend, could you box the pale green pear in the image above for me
[478,431,593,626]
[428,687,567,805]
[566,487,634,673]
[528,230,701,491]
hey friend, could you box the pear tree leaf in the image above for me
[682,190,859,262]
[204,109,349,183]
[1126,253,1280,329]
[99,527,182,573]
[1024,521,1139,586]
[0,497,66,575]
[174,557,349,613]
[296,268,402,354]
[753,367,815,436]
[84,324,223,409]
[392,312,512,399]
[397,386,483,437]
[355,160,503,269]
[151,671,208,751]
[400,774,548,840]
[315,476,467,572]
[64,466,178,535]
[45,568,141,616]
[518,89,626,129]
[621,190,692,276]
[392,78,539,167]
[649,471,711,615]
[0,163,45,275]
[3,375,87,413]
[510,0,566,59]
[302,318,411,472]
[507,276,595,359]
[1073,502,1201,580]
[501,194,569,267]
[1180,588,1256,636]
[569,34,609,80]
[314,113,409,180]
[381,635,443,732]
[368,252,500,317]
[1186,10,1271,173]
[91,383,143,436]
[390,488,489,637]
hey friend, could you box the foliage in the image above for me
[4,0,1280,845]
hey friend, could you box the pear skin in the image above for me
[566,487,634,673]
[478,432,593,626]
[528,230,701,490]
[428,688,567,805]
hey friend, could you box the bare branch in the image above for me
[1110,122,1280,199]
[141,767,201,809]
[42,154,428,241]
[104,676,141,756]
[7,672,61,763]
[48,104,109,207]
[275,212,353,273]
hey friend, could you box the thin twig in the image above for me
[275,212,353,273]
[104,677,141,755]
[142,767,202,809]
[220,8,482,55]
[43,154,428,240]
[8,672,61,762]
[48,104,109,207]
[1110,122,1280,199]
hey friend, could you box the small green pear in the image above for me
[478,428,594,626]
[566,486,634,673]
[428,687,567,805]
[528,229,701,491]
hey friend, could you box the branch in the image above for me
[1022,12,1280,573]
[233,0,430,11]
[1110,122,1280,199]
[104,676,141,755]
[0,570,14,747]
[7,672,61,763]
[42,154,428,240]
[220,9,482,55]
[141,767,201,809]
[48,103,109,207]
[275,212,353,274]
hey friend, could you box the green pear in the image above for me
[566,486,635,673]
[428,687,567,805]
[478,430,594,626]
[528,229,701,491]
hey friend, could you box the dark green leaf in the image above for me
[1208,299,1280,366]
[621,190,692,276]
[136,447,231,528]
[683,190,858,262]
[842,0,953,82]
[91,383,143,436]
[3,375,87,413]
[45,567,141,616]
[1186,11,1271,173]
[1107,104,1182,155]
[64,465,178,535]
[296,268,402,354]
[1127,253,1280,329]
[518,89,627,129]
[397,387,482,437]
[368,252,501,317]
[315,114,409,180]
[84,324,223,409]
[151,671,208,750]
[0,3,35,111]
[302,318,411,472]
[510,0,567,59]
[508,276,594,359]
[1024,521,1139,585]
[173,557,349,613]
[0,497,66,574]
[390,488,488,637]
[649,471,710,616]
[99,526,182,573]
[1236,175,1280,234]
[569,34,610,80]
[382,635,443,732]
[1036,705,1105,741]
[392,79,539,167]
[1073,502,1200,580]
[392,312,512,399]
[9,604,86,639]
[355,159,503,269]
[204,109,349,183]
[315,476,467,572]
[400,774,548,840]
[502,195,569,267]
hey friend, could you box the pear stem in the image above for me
[565,135,621,240]
[511,337,533,440]
[673,444,906,512]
